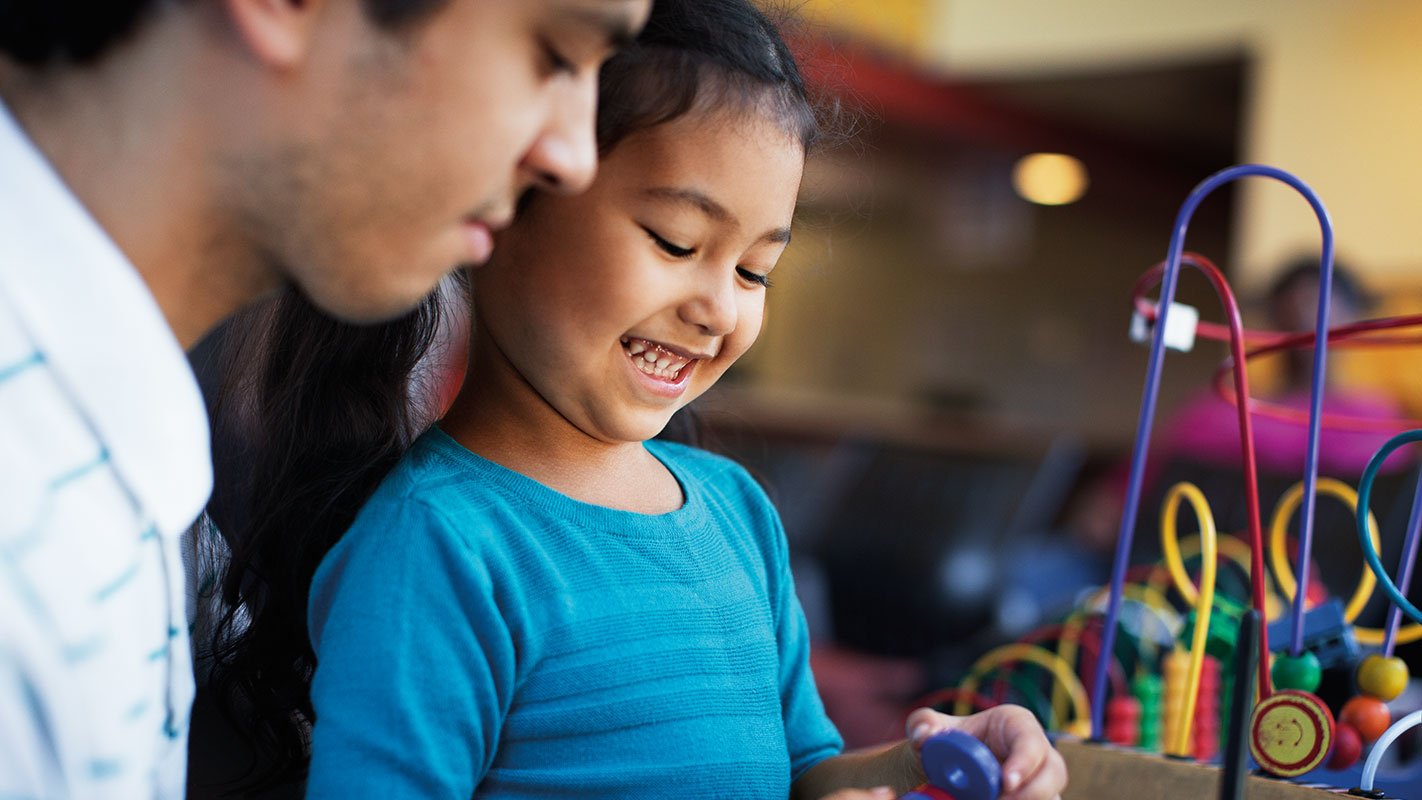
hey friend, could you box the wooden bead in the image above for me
[1271,651,1322,693]
[1249,690,1334,778]
[1356,654,1409,702]
[1339,695,1392,744]
[1327,723,1362,771]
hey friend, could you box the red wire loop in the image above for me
[1132,252,1271,697]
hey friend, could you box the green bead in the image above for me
[1357,654,1410,702]
[1271,650,1323,692]
[1133,673,1163,700]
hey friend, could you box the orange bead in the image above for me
[1339,695,1391,743]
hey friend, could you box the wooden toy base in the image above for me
[1057,739,1377,798]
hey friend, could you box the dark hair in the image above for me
[203,0,822,789]
[595,0,820,155]
[1268,255,1372,312]
[0,0,447,66]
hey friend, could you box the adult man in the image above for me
[0,0,648,795]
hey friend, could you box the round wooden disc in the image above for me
[1249,690,1335,777]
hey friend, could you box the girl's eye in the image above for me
[737,267,772,288]
[642,226,695,258]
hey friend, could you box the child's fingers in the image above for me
[1000,746,1067,800]
[903,706,957,748]
[900,704,1066,799]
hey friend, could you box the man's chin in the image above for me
[298,279,439,326]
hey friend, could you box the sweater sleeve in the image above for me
[305,494,516,799]
[756,481,844,780]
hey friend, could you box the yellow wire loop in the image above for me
[1268,478,1422,645]
[955,643,1092,737]
[1153,532,1285,620]
[1159,482,1218,757]
[1051,612,1087,727]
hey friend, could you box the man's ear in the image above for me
[223,0,327,68]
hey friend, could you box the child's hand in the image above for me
[816,788,895,800]
[904,706,1066,800]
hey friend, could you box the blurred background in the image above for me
[691,0,1422,748]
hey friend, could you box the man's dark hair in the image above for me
[0,0,447,66]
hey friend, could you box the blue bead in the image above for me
[921,730,1001,800]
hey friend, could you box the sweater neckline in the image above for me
[421,426,707,535]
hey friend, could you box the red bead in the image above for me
[1327,723,1363,770]
[1107,697,1142,746]
[903,786,957,800]
[1339,695,1392,744]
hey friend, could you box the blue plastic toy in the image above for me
[900,730,1001,800]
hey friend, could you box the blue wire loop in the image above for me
[1358,430,1422,624]
[1382,470,1422,655]
[1090,165,1335,739]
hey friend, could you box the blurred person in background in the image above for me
[1070,258,1413,557]
[0,0,646,796]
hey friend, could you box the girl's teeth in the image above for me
[624,337,693,381]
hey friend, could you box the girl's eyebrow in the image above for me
[642,186,792,244]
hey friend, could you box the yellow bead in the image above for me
[1356,654,1409,702]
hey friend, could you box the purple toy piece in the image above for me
[917,730,1001,800]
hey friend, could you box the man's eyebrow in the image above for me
[569,5,641,52]
[643,187,791,245]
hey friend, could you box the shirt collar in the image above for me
[0,98,212,538]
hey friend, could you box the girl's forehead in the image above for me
[603,108,806,187]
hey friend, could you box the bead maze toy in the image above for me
[920,165,1422,798]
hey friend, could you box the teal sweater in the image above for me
[306,428,843,798]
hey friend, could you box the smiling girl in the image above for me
[204,0,1067,797]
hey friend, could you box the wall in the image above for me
[801,0,1422,290]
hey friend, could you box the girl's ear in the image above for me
[223,0,327,69]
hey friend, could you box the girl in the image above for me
[207,0,1068,797]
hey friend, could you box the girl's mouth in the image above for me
[620,336,695,384]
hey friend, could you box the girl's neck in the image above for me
[440,333,683,515]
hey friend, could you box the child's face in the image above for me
[473,105,805,444]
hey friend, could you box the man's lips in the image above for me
[461,220,494,264]
[460,212,512,265]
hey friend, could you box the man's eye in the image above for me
[541,40,576,76]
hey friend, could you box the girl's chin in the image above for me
[605,411,684,445]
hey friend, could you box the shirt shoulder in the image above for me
[330,430,536,568]
[648,439,772,508]
[648,439,788,564]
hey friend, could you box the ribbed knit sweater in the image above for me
[306,428,843,798]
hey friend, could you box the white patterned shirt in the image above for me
[0,99,212,799]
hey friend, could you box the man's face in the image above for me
[232,0,650,323]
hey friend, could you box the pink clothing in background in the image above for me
[1159,389,1412,480]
